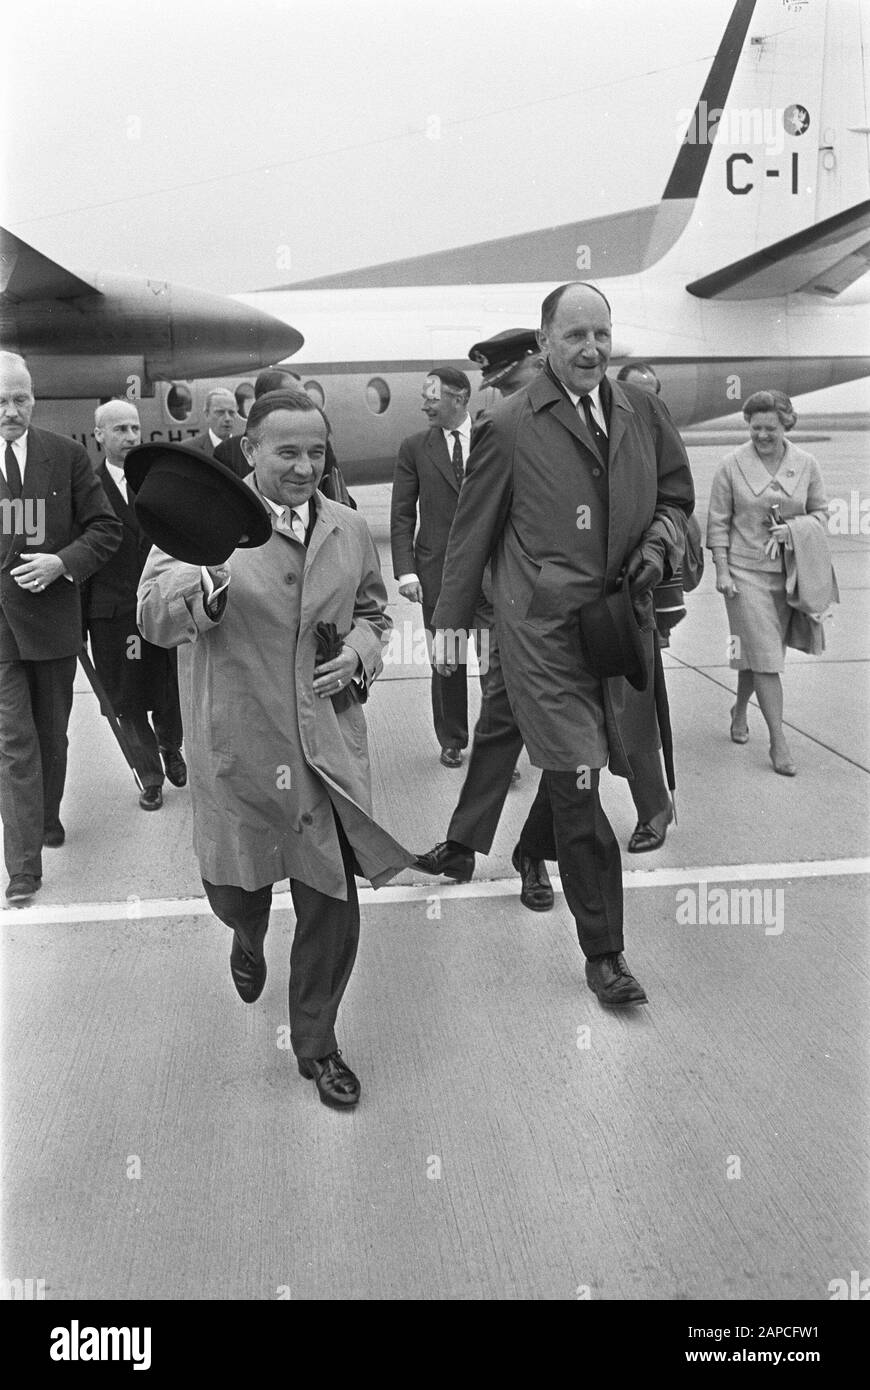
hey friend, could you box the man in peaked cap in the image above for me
[469,328,544,402]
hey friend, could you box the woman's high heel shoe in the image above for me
[769,746,796,777]
[730,706,749,744]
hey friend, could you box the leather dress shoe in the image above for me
[6,874,42,903]
[440,746,464,768]
[139,786,163,811]
[229,934,267,1003]
[511,843,554,911]
[298,1050,360,1109]
[586,952,648,1006]
[627,802,674,854]
[43,824,65,848]
[414,840,475,882]
[161,747,187,787]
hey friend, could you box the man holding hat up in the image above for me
[432,284,694,1006]
[135,388,411,1108]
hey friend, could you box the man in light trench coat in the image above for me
[138,388,412,1109]
[432,283,695,1007]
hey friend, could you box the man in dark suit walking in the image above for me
[86,399,185,811]
[432,285,694,1007]
[390,367,491,768]
[189,387,239,456]
[0,352,122,901]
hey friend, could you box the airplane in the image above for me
[11,0,870,486]
[0,227,302,402]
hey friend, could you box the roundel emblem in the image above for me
[783,104,810,136]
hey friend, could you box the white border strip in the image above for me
[2,858,867,926]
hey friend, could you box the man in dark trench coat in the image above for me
[432,283,694,1006]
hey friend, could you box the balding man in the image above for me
[84,400,185,810]
[190,388,239,456]
[0,353,122,901]
[432,284,694,1007]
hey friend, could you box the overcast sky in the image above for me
[3,0,736,291]
[3,0,869,408]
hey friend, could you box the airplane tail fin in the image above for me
[652,0,870,294]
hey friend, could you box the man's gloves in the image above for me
[625,537,666,597]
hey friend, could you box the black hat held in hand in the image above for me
[124,442,272,565]
[579,574,649,692]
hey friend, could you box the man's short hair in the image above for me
[617,362,661,393]
[204,388,236,412]
[540,282,612,333]
[427,366,471,398]
[245,387,329,442]
[254,367,300,399]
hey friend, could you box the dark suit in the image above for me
[83,465,183,789]
[390,425,491,749]
[188,431,219,457]
[213,434,248,478]
[0,426,122,877]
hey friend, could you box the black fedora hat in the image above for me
[124,442,272,565]
[579,574,649,692]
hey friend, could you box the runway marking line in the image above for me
[2,857,867,926]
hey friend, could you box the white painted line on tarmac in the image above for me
[2,857,868,927]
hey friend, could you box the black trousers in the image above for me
[89,619,183,788]
[448,623,523,852]
[422,597,494,751]
[448,622,667,850]
[519,769,624,959]
[202,814,360,1060]
[0,655,76,878]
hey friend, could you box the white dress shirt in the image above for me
[562,381,608,437]
[208,429,224,452]
[105,459,128,503]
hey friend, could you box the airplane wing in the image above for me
[685,199,870,300]
[0,226,98,300]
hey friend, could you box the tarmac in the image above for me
[1,428,867,1301]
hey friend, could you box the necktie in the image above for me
[449,430,464,488]
[4,444,23,498]
[286,508,306,544]
[579,395,608,465]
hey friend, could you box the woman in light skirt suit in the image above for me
[706,390,830,776]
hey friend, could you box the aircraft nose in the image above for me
[148,281,303,379]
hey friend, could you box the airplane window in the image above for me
[166,383,193,421]
[366,377,390,414]
[235,382,255,418]
[304,380,325,407]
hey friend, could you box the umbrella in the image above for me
[78,646,144,792]
[653,639,677,824]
